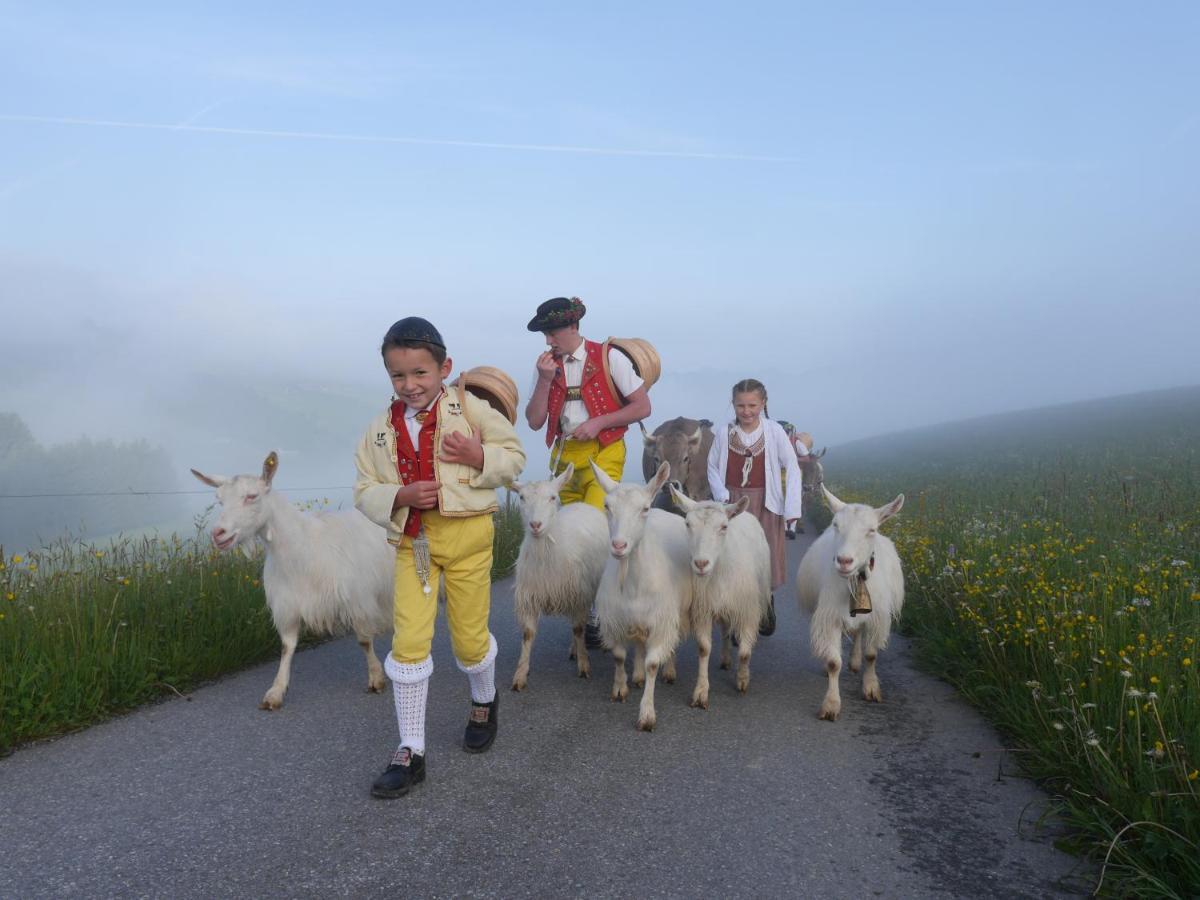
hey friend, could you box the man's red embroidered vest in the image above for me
[391,400,439,537]
[545,339,627,448]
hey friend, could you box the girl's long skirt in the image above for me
[727,486,787,590]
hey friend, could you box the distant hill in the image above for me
[827,385,1200,474]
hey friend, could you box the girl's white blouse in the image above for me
[707,417,803,520]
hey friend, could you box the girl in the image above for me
[706,379,802,635]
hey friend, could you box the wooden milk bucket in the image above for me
[602,337,661,399]
[454,366,519,425]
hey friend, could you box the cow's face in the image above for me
[644,424,703,487]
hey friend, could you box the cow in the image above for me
[640,417,714,514]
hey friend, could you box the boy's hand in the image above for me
[570,418,604,442]
[395,481,441,510]
[535,351,558,381]
[440,428,484,469]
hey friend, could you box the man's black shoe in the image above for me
[463,692,499,754]
[370,747,425,799]
[758,594,777,637]
[584,622,603,649]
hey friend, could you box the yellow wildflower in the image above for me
[13,555,23,564]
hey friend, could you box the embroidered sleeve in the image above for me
[467,396,527,489]
[353,424,407,534]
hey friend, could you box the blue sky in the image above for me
[2,1,1199,507]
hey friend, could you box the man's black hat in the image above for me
[383,316,445,349]
[527,296,586,332]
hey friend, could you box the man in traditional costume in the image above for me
[523,297,652,647]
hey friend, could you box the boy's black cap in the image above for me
[384,316,445,349]
[527,296,586,332]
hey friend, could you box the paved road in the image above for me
[1,531,1085,898]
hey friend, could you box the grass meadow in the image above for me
[0,493,524,755]
[828,387,1199,897]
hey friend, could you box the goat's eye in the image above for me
[868,529,876,535]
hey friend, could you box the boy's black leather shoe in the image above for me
[758,594,777,637]
[463,692,499,754]
[370,747,425,799]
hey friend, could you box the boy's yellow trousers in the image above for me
[391,509,494,666]
[552,438,626,509]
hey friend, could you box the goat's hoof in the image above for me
[737,678,749,694]
[611,685,628,702]
[818,703,841,721]
[632,678,645,689]
[863,685,882,702]
[367,679,386,693]
[511,680,526,692]
[637,715,656,732]
[260,694,284,711]
[690,693,709,710]
[661,673,676,685]
[577,668,590,679]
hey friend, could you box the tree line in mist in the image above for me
[0,413,184,552]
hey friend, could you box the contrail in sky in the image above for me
[0,113,800,163]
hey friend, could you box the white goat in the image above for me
[191,451,394,710]
[797,485,905,721]
[669,486,770,708]
[509,463,609,690]
[591,459,693,731]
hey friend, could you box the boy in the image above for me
[522,296,652,647]
[355,316,525,798]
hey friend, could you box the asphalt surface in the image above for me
[1,531,1086,899]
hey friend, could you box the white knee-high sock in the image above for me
[385,655,433,756]
[456,633,498,704]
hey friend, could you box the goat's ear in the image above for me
[822,485,845,513]
[262,451,279,487]
[875,493,904,525]
[668,482,695,512]
[190,468,226,488]
[554,462,575,490]
[727,495,752,519]
[589,459,620,494]
[649,460,671,496]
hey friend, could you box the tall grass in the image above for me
[829,391,1200,897]
[0,499,526,754]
